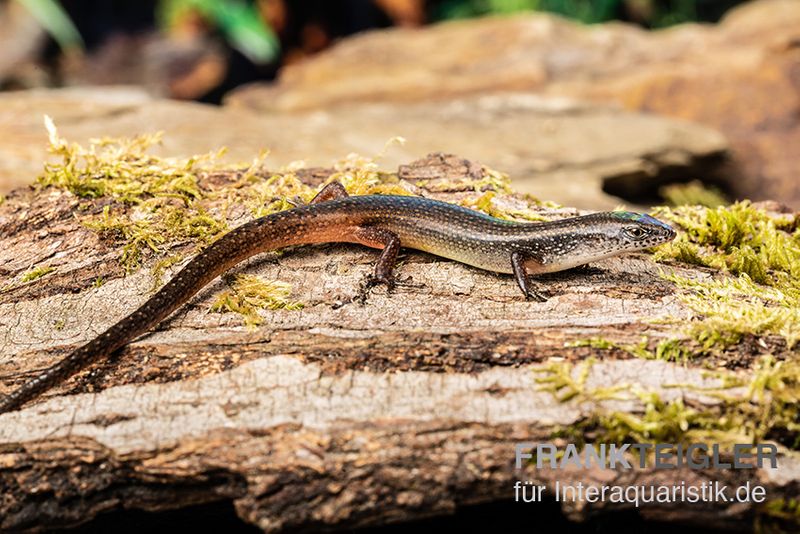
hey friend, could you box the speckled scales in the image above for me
[0,193,674,413]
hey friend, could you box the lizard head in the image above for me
[608,211,676,251]
[520,210,677,275]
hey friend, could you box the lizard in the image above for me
[0,181,675,413]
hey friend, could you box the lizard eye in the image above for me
[624,227,647,240]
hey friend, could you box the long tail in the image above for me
[0,210,315,413]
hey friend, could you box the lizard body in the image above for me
[0,182,675,413]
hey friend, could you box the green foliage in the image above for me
[534,358,628,403]
[16,0,83,51]
[431,0,710,27]
[157,0,279,63]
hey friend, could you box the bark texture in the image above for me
[0,156,796,531]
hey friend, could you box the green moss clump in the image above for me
[38,115,214,203]
[210,274,303,328]
[534,358,594,403]
[328,150,410,197]
[598,395,707,444]
[594,357,798,448]
[654,202,800,348]
[659,180,728,208]
[537,354,799,451]
[460,191,551,222]
[662,272,800,349]
[83,205,227,273]
[227,148,414,220]
[534,358,628,403]
[654,202,798,281]
[20,265,55,283]
[567,337,692,363]
[38,117,230,275]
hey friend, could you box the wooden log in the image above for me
[0,156,796,531]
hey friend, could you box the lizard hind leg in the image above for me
[310,181,349,204]
[351,226,401,290]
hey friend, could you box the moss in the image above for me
[39,117,229,275]
[536,354,799,451]
[653,202,800,349]
[534,358,594,403]
[653,202,798,280]
[534,358,628,403]
[240,172,317,219]
[659,180,728,208]
[662,272,800,349]
[327,151,409,197]
[83,205,227,274]
[93,276,104,288]
[210,274,303,328]
[38,116,216,203]
[597,395,707,444]
[567,337,692,363]
[150,254,185,290]
[460,191,550,222]
[20,265,55,283]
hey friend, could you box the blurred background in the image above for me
[0,0,749,101]
[1,0,798,209]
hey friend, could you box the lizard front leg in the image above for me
[510,251,548,302]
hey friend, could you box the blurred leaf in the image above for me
[159,0,279,64]
[16,0,83,51]
[432,0,709,26]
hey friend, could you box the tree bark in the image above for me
[0,155,796,531]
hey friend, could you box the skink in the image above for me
[0,182,675,413]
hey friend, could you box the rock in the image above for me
[225,0,800,207]
[0,88,726,209]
